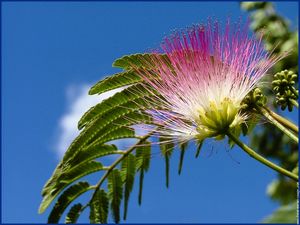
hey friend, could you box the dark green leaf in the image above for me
[65,203,82,224]
[159,137,174,188]
[113,53,169,70]
[135,141,151,172]
[108,169,123,223]
[48,182,91,223]
[178,142,188,175]
[121,154,136,220]
[138,170,144,206]
[89,127,136,147]
[40,161,104,215]
[68,144,118,168]
[89,189,109,224]
[89,70,142,95]
[59,161,104,184]
[79,84,154,130]
[195,141,203,158]
[41,111,152,212]
[82,112,153,152]
[135,141,151,206]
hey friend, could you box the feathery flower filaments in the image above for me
[133,19,284,143]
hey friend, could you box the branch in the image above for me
[226,131,298,181]
[256,106,298,143]
[262,106,298,133]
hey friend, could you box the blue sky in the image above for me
[2,1,298,223]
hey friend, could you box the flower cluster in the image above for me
[135,19,284,143]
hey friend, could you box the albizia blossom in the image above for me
[133,19,284,143]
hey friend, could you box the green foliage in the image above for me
[262,201,297,223]
[267,179,297,205]
[112,53,169,70]
[79,83,155,130]
[89,70,142,95]
[107,169,123,223]
[40,10,298,222]
[241,2,298,222]
[159,137,175,188]
[89,189,109,224]
[65,203,82,224]
[135,141,151,205]
[178,142,188,175]
[121,154,136,220]
[48,182,91,223]
[40,53,160,223]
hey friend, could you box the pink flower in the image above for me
[133,18,284,143]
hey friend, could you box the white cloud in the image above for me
[56,83,125,158]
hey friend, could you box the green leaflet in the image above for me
[135,141,151,172]
[89,189,109,224]
[159,137,175,188]
[64,99,153,162]
[48,182,92,223]
[138,170,144,206]
[39,161,104,214]
[43,109,150,190]
[113,53,170,70]
[89,70,142,95]
[82,112,153,151]
[89,127,136,147]
[113,54,154,70]
[108,169,123,224]
[67,144,118,169]
[121,154,136,220]
[90,53,169,96]
[79,83,154,130]
[59,161,105,183]
[40,145,115,213]
[135,142,151,205]
[65,203,82,224]
[178,142,188,175]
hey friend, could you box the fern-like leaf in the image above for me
[41,111,152,211]
[68,144,118,168]
[40,161,104,215]
[89,52,169,95]
[59,161,105,184]
[89,127,136,147]
[89,70,142,95]
[159,137,174,188]
[121,154,136,220]
[48,182,91,223]
[138,170,144,206]
[79,83,154,130]
[108,169,123,223]
[65,203,82,224]
[89,189,109,224]
[135,142,151,205]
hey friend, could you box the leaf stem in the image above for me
[226,131,298,181]
[261,106,298,133]
[256,106,298,143]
